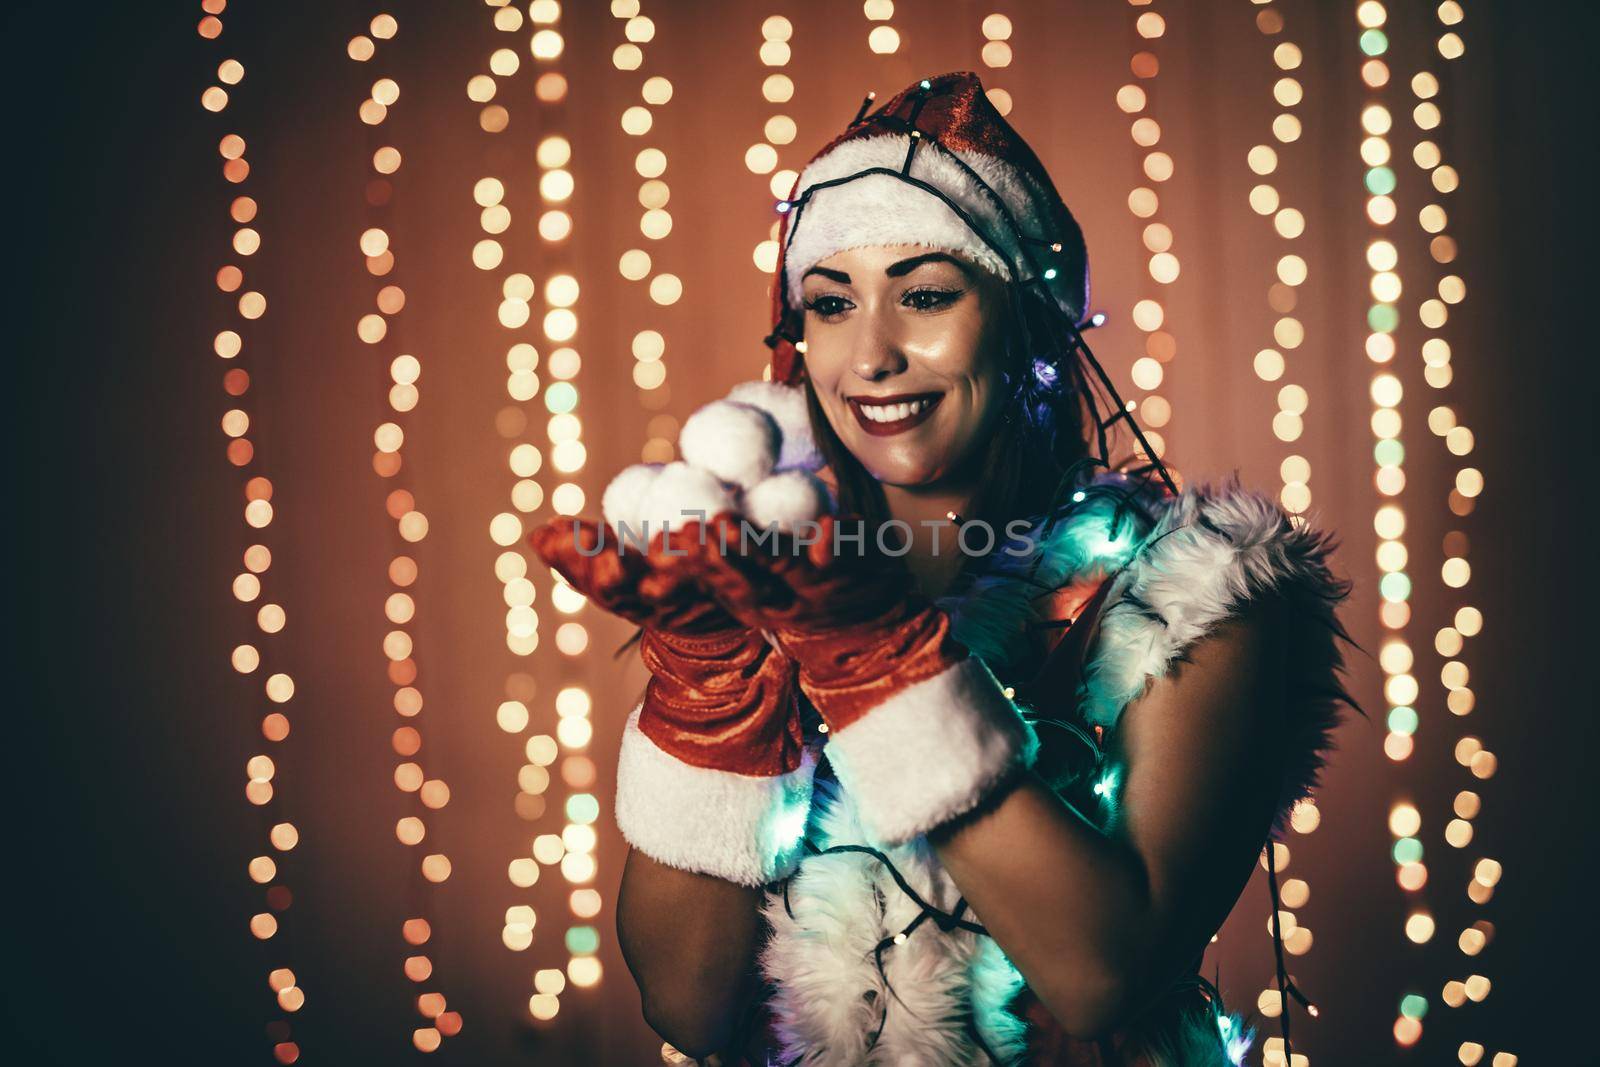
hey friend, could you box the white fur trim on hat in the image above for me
[819,656,1039,847]
[744,469,830,533]
[615,702,819,887]
[680,399,780,490]
[726,380,823,472]
[782,133,1060,311]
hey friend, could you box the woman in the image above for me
[532,71,1359,1066]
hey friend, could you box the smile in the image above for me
[846,392,943,436]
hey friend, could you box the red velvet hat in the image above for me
[766,71,1090,385]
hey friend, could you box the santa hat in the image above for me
[766,70,1091,385]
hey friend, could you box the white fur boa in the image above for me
[755,474,1358,1065]
[759,774,1031,1067]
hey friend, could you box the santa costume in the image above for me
[532,71,1359,1067]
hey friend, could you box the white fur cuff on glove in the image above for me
[614,702,819,888]
[820,657,1039,847]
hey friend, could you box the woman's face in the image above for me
[798,243,1011,489]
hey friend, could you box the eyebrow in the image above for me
[801,251,971,286]
[887,251,971,278]
[802,265,852,284]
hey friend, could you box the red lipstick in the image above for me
[846,391,943,436]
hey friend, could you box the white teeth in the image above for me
[859,397,931,422]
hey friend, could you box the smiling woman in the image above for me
[801,248,1007,456]
[531,70,1360,1066]
[797,244,1039,591]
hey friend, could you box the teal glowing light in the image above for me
[1094,533,1131,558]
[1365,166,1396,196]
[1092,769,1118,800]
[1218,1012,1254,1065]
[1374,438,1405,467]
[566,793,600,824]
[1063,511,1137,565]
[1071,490,1087,503]
[1368,303,1400,332]
[565,925,600,955]
[1393,837,1423,865]
[1360,29,1389,56]
[769,800,811,856]
[1399,993,1429,1020]
[920,79,931,89]
[545,381,578,414]
[1043,267,1058,280]
[1379,571,1412,603]
[1387,706,1418,734]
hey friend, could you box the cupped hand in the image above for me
[689,512,924,634]
[527,516,743,636]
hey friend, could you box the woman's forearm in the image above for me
[929,605,1287,1036]
[616,846,767,1057]
[929,773,1154,1034]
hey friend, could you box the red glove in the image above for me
[691,513,1038,846]
[529,516,817,886]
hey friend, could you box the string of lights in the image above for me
[976,11,1015,117]
[1406,8,1509,1066]
[752,8,801,355]
[470,0,552,1016]
[1347,1,1435,1055]
[199,3,306,1062]
[863,0,902,57]
[1245,0,1315,518]
[527,0,606,1013]
[1118,0,1179,468]
[1241,9,1323,1065]
[474,0,604,1027]
[346,13,466,1053]
[610,0,680,461]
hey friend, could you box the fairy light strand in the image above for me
[529,0,603,1009]
[1246,0,1315,520]
[200,3,307,1062]
[347,13,467,1053]
[1242,10,1324,1065]
[863,0,901,56]
[1119,0,1179,467]
[1348,1,1435,1053]
[612,0,681,461]
[477,0,603,1025]
[977,11,1016,117]
[472,0,550,1012]
[1410,7,1511,1066]
[753,8,800,364]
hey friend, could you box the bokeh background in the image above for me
[11,1,1594,1064]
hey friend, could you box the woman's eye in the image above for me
[904,288,960,311]
[803,295,851,318]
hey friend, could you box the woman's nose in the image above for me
[850,314,909,382]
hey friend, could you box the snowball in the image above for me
[601,463,662,535]
[678,399,780,490]
[726,380,822,472]
[743,469,831,533]
[636,461,737,543]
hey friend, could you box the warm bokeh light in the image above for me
[343,18,468,1049]
[1115,11,1180,466]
